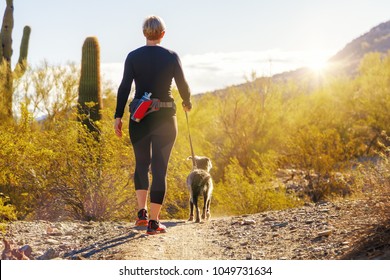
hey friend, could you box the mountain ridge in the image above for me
[201,19,390,97]
[328,19,390,74]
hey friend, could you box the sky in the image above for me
[4,0,390,94]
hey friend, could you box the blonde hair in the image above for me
[143,15,166,40]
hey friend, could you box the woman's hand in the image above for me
[114,118,123,137]
[182,101,192,112]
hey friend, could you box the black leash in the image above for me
[185,110,197,169]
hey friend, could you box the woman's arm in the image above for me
[114,54,134,119]
[173,53,192,110]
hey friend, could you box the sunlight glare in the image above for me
[306,56,329,72]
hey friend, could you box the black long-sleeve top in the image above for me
[114,45,191,118]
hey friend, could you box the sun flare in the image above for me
[306,57,329,72]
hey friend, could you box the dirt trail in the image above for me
[1,187,389,260]
[112,183,390,260]
[116,220,222,260]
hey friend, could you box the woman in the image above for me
[114,15,192,235]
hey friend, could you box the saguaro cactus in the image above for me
[78,36,103,135]
[0,0,31,120]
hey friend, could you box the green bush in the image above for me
[0,196,17,232]
[213,157,302,216]
[0,197,17,222]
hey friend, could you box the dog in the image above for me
[186,156,213,223]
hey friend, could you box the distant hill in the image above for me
[273,19,390,83]
[329,20,390,74]
[204,19,390,97]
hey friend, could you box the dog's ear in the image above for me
[206,158,213,170]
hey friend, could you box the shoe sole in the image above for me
[146,229,167,235]
[135,220,148,227]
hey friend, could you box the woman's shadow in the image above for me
[63,221,183,259]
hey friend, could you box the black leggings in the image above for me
[129,112,177,205]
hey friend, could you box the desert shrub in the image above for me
[0,106,136,221]
[0,196,17,222]
[352,131,390,195]
[162,154,192,219]
[213,157,302,216]
[0,196,17,233]
[13,61,80,123]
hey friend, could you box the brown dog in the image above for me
[186,156,213,223]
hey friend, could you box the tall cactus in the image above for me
[0,0,31,120]
[78,36,103,135]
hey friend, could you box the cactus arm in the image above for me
[0,33,3,59]
[1,0,14,62]
[14,25,31,77]
[0,0,31,120]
